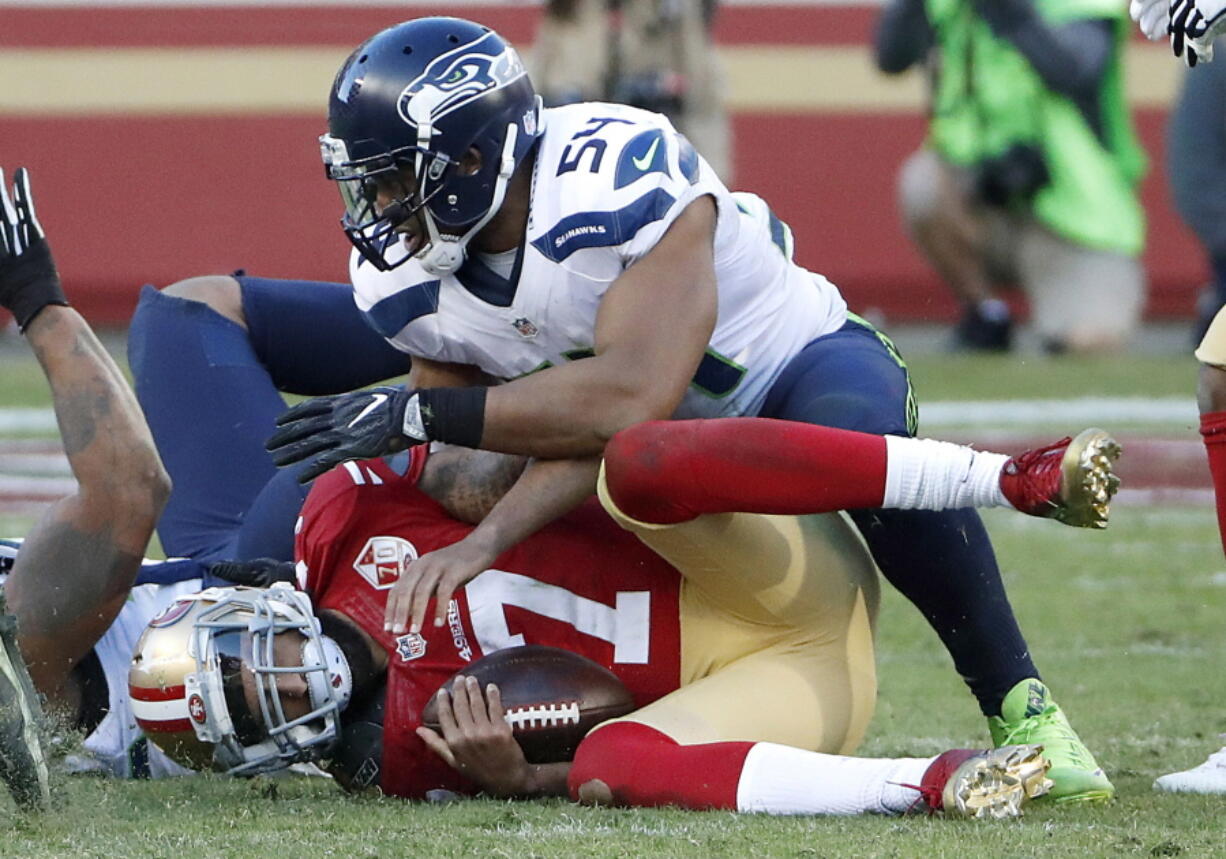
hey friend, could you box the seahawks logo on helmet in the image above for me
[396,32,527,129]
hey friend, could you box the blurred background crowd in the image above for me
[1,0,1217,355]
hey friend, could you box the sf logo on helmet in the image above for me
[396,32,527,127]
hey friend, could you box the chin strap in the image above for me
[418,122,520,277]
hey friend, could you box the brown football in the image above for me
[420,645,635,763]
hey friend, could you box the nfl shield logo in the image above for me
[395,633,427,662]
[512,317,539,339]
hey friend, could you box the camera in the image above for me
[973,143,1050,208]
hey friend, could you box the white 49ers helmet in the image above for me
[128,584,352,775]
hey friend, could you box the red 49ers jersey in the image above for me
[295,448,682,799]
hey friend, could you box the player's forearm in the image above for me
[26,306,170,528]
[11,306,167,701]
[417,447,530,524]
[462,458,601,557]
[479,355,693,457]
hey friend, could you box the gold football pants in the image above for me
[594,465,879,755]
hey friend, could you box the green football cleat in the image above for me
[0,593,49,810]
[987,679,1113,804]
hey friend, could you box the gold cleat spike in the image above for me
[1053,428,1122,529]
[943,744,1053,820]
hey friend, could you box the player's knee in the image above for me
[603,422,690,524]
[161,275,246,328]
[803,397,902,438]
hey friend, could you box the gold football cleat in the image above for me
[1000,428,1122,529]
[942,744,1054,820]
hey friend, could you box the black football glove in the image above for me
[266,385,426,483]
[0,168,69,331]
[207,558,298,588]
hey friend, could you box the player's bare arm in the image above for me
[416,445,529,525]
[0,169,170,710]
[10,306,170,707]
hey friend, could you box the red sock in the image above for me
[603,418,889,524]
[568,721,754,810]
[1201,411,1226,558]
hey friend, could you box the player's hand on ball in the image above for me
[266,385,425,482]
[0,168,69,331]
[385,534,497,635]
[417,676,534,797]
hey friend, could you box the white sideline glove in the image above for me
[1130,0,1169,39]
[1170,0,1226,66]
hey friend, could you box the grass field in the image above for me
[0,337,1222,857]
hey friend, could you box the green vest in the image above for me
[925,0,1147,255]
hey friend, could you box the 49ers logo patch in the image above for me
[353,536,419,590]
[148,599,193,629]
[188,693,207,725]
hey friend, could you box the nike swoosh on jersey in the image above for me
[348,393,388,428]
[632,138,661,171]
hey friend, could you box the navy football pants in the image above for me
[127,278,407,581]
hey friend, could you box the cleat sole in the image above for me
[1054,428,1122,529]
[1050,788,1114,805]
[0,596,50,811]
[943,744,1052,820]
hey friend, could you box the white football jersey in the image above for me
[351,102,847,419]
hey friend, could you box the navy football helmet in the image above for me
[321,18,543,275]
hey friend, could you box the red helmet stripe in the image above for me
[130,684,186,703]
[136,716,194,734]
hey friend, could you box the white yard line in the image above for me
[918,397,1196,428]
[0,476,77,496]
[0,453,72,475]
[0,409,58,433]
